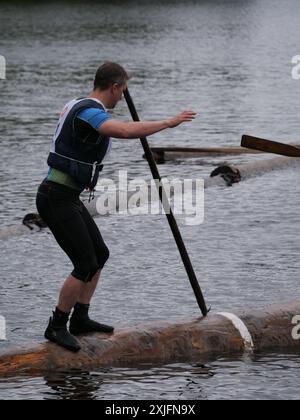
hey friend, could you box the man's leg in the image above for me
[45,271,101,352]
[45,274,83,353]
[77,269,101,305]
[70,269,114,335]
[36,186,90,352]
[68,202,113,336]
[58,274,85,312]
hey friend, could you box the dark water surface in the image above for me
[0,0,300,400]
[0,353,300,400]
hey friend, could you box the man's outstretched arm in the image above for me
[98,111,197,139]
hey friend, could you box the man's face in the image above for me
[110,82,127,108]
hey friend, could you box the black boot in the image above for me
[45,307,81,353]
[69,303,114,336]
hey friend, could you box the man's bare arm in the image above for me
[99,111,197,139]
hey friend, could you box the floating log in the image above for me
[149,145,300,164]
[208,156,300,187]
[86,155,300,216]
[236,156,300,178]
[1,155,299,241]
[0,224,32,241]
[241,135,300,157]
[0,214,47,241]
[148,146,262,164]
[0,300,300,376]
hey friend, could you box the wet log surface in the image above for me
[0,301,299,376]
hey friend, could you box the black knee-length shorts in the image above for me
[36,180,109,282]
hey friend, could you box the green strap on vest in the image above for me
[47,168,83,191]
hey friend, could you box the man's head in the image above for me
[93,62,129,109]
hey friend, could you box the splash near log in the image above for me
[0,300,300,376]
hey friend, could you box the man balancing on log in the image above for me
[36,62,197,352]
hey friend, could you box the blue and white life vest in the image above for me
[47,98,112,190]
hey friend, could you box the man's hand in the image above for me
[167,111,198,128]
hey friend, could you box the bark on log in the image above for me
[0,300,299,376]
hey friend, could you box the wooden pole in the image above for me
[124,88,208,317]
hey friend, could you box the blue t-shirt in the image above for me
[77,107,111,129]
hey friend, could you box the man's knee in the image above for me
[71,245,109,283]
[72,259,100,283]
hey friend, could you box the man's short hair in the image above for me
[94,62,129,90]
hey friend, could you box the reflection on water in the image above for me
[0,353,300,400]
[0,0,300,400]
[43,371,104,401]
